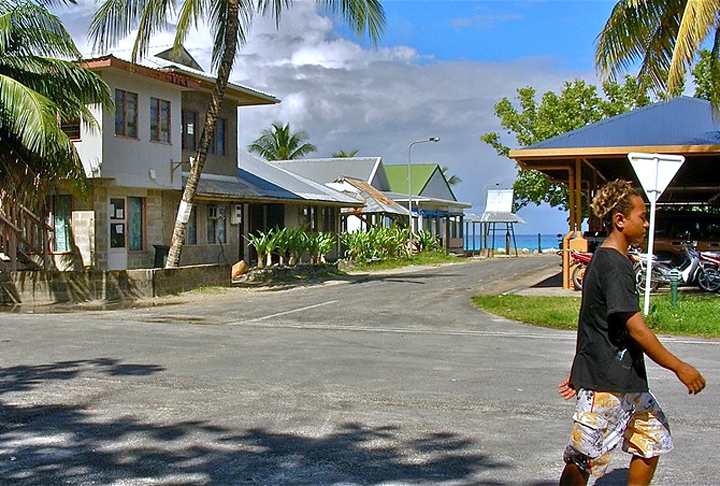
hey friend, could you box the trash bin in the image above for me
[153,244,170,268]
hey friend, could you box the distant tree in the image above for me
[481,76,654,213]
[0,0,111,206]
[441,166,461,186]
[332,149,359,158]
[692,49,720,102]
[249,122,317,160]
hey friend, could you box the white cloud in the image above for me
[56,1,589,234]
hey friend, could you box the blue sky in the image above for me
[61,0,626,237]
[353,1,615,67]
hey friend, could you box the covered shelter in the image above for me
[464,211,528,256]
[508,96,720,287]
[326,177,409,232]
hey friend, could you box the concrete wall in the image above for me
[0,264,232,305]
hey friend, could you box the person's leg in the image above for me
[559,462,590,486]
[627,455,658,486]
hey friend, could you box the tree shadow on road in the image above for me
[1,359,514,485]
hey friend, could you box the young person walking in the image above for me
[558,180,706,486]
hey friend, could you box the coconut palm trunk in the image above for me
[166,0,240,267]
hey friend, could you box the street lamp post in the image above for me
[482,182,500,251]
[407,137,440,248]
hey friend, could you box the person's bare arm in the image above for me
[558,375,576,400]
[623,312,706,395]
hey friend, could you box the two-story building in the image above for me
[46,48,359,271]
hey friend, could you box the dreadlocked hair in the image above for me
[591,180,642,230]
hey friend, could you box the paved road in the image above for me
[1,255,718,485]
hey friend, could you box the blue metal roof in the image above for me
[527,96,720,150]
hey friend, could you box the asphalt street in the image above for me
[0,255,718,485]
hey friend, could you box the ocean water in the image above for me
[463,233,562,252]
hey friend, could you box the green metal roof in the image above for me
[384,164,438,196]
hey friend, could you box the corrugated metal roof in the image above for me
[194,152,363,206]
[238,151,362,205]
[327,178,410,216]
[477,211,526,224]
[528,96,720,150]
[272,157,385,186]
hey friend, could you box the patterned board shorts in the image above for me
[563,389,674,478]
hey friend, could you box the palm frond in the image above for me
[0,3,82,59]
[320,0,385,44]
[668,0,720,94]
[0,73,64,155]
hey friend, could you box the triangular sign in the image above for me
[627,152,685,202]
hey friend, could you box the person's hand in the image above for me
[558,377,576,400]
[676,362,706,395]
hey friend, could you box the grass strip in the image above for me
[472,293,720,338]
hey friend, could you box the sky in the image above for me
[56,0,622,234]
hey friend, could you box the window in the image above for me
[207,205,226,244]
[128,197,145,251]
[115,89,138,138]
[51,195,72,253]
[186,206,197,245]
[182,110,197,151]
[110,198,126,248]
[320,207,335,232]
[150,98,171,143]
[210,118,226,156]
[60,116,81,140]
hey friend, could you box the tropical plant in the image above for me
[313,231,335,263]
[285,226,305,265]
[247,230,271,269]
[296,228,313,265]
[332,149,359,157]
[595,0,719,106]
[481,76,654,213]
[90,0,385,268]
[249,122,317,160]
[340,230,372,261]
[0,0,112,206]
[264,228,280,267]
[340,226,411,262]
[272,227,290,266]
[441,167,461,186]
[415,230,439,252]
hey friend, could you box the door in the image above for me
[108,197,128,270]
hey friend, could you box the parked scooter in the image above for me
[630,240,720,293]
[569,249,593,291]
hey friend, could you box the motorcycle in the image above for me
[630,240,720,293]
[569,249,593,291]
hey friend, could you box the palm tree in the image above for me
[332,149,359,157]
[441,166,461,186]
[595,0,720,103]
[249,122,317,160]
[90,0,385,268]
[0,0,112,207]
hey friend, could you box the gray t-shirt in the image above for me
[570,246,649,393]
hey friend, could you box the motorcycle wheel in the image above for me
[572,264,586,291]
[697,267,720,292]
[636,268,660,292]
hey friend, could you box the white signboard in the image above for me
[627,152,685,315]
[485,189,513,212]
[628,152,685,202]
